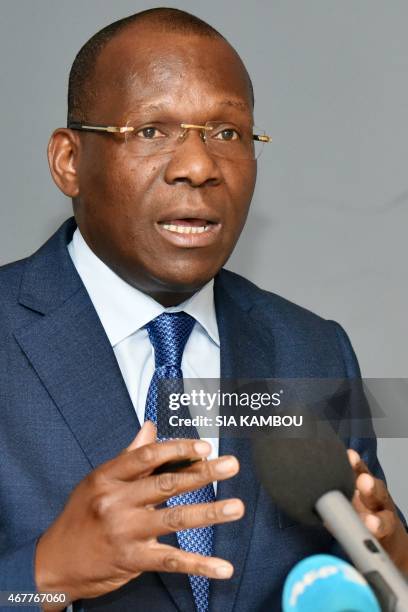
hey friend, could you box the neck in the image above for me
[147,289,197,307]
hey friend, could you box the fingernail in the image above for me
[215,564,233,578]
[216,458,237,475]
[194,441,211,456]
[222,501,242,517]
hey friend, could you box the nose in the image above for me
[164,130,223,187]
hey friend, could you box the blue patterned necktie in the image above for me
[144,312,215,612]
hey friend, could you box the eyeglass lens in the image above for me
[123,121,266,159]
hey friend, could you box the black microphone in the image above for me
[252,434,408,611]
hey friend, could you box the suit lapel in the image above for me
[209,273,276,612]
[14,285,140,469]
[15,220,140,469]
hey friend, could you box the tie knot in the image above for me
[145,312,195,368]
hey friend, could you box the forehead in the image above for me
[91,27,253,120]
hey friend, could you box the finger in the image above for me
[139,542,234,579]
[106,438,212,481]
[138,498,245,538]
[363,510,396,539]
[128,455,239,506]
[347,449,370,476]
[123,421,157,454]
[356,473,391,512]
[351,488,369,515]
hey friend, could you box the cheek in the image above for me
[224,162,257,229]
[82,153,161,221]
[77,151,165,258]
[108,156,160,203]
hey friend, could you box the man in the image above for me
[0,7,406,612]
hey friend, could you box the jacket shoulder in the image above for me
[219,268,327,325]
[0,258,33,337]
[0,258,28,305]
[218,269,358,374]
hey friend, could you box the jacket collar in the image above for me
[18,217,81,314]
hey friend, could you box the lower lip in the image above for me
[156,223,221,248]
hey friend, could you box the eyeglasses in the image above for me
[67,120,272,160]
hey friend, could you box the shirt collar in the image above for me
[67,228,220,348]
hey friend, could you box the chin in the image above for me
[153,266,217,293]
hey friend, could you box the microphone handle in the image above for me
[316,491,408,612]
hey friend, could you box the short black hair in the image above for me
[67,7,253,125]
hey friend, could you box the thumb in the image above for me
[125,420,157,452]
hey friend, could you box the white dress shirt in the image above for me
[67,228,220,471]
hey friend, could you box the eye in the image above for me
[136,126,165,139]
[213,127,240,141]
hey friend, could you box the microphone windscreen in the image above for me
[282,554,381,611]
[252,435,355,525]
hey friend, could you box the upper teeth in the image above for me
[162,224,211,234]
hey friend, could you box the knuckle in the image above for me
[205,504,217,522]
[175,442,186,458]
[86,470,105,491]
[199,460,212,481]
[90,492,114,519]
[137,444,156,465]
[196,562,209,576]
[114,543,140,571]
[157,471,178,493]
[164,505,185,529]
[162,554,182,572]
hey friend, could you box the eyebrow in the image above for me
[130,99,250,114]
[219,99,250,111]
[138,103,168,113]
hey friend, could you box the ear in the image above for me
[47,128,80,197]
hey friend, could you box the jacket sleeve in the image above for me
[329,320,407,529]
[0,537,42,611]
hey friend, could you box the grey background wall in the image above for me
[1,1,407,514]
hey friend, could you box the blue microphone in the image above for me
[283,554,381,612]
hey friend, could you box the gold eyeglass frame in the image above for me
[67,121,272,144]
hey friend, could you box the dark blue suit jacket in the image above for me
[0,218,388,611]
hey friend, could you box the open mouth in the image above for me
[160,218,214,234]
[156,217,221,247]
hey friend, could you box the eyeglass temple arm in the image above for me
[67,122,134,134]
[253,134,272,143]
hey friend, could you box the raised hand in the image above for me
[348,448,408,574]
[35,422,244,605]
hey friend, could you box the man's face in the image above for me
[70,28,256,301]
